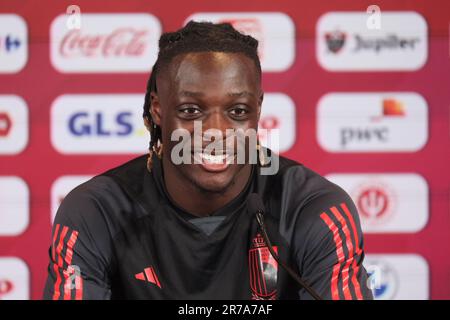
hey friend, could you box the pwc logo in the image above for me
[0,258,29,300]
[317,92,428,152]
[0,177,29,236]
[258,93,296,153]
[317,12,427,71]
[0,14,28,73]
[185,12,295,72]
[50,14,161,73]
[0,95,28,155]
[365,254,429,300]
[326,173,428,233]
[51,94,148,154]
[51,175,93,224]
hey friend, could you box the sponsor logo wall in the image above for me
[0,1,449,300]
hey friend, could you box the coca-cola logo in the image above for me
[0,279,14,297]
[60,28,148,58]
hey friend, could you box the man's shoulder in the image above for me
[274,155,345,200]
[68,154,148,201]
[55,155,151,230]
[268,155,353,223]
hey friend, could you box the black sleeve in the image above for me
[293,184,373,300]
[43,182,114,300]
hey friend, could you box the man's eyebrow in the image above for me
[178,91,256,98]
[179,91,204,97]
[227,91,255,98]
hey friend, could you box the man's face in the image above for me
[150,51,263,193]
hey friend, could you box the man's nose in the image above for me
[203,109,229,137]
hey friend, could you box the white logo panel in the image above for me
[0,95,28,155]
[0,177,29,236]
[317,92,428,152]
[317,12,427,71]
[326,173,428,233]
[185,12,295,72]
[51,14,161,73]
[0,14,28,73]
[0,257,29,300]
[51,94,148,154]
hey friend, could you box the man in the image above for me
[44,21,373,300]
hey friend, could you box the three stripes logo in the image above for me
[135,266,161,289]
[51,224,83,300]
[319,202,364,300]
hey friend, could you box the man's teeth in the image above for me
[197,152,232,164]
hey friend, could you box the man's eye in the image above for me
[178,105,202,117]
[182,108,200,114]
[229,106,249,117]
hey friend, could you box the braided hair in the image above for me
[142,20,261,150]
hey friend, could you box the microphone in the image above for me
[247,193,323,300]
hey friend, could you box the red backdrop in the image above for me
[0,0,449,299]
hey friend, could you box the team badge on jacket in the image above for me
[248,233,278,300]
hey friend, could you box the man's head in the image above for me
[143,21,263,194]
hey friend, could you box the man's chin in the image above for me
[190,174,235,194]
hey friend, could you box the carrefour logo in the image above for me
[0,14,28,73]
[51,94,148,154]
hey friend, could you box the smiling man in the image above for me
[44,21,373,300]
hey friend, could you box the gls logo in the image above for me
[51,94,148,154]
[69,112,133,137]
[317,92,428,152]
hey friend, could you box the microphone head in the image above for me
[247,193,265,214]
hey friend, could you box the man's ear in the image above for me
[150,92,162,126]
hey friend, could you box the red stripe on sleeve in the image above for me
[53,225,69,300]
[331,206,355,300]
[341,203,362,255]
[52,224,60,261]
[340,203,363,299]
[320,212,345,300]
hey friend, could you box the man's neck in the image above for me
[162,161,252,217]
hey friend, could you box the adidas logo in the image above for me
[135,266,161,288]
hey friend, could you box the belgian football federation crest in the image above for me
[248,233,278,300]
